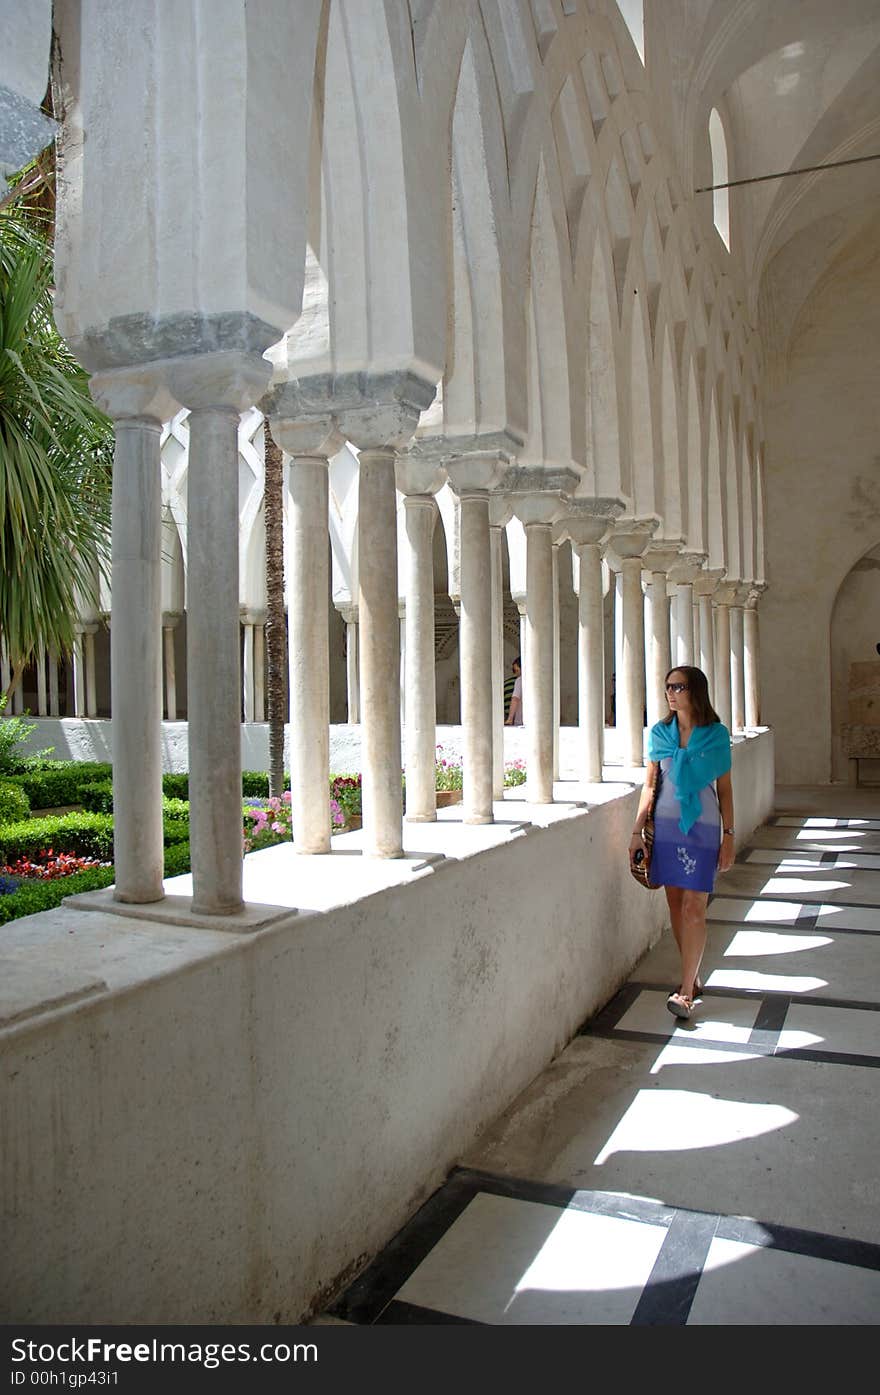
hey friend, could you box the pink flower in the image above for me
[271,821,285,834]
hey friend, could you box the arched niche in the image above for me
[830,542,880,783]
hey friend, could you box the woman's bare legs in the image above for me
[664,885,707,1000]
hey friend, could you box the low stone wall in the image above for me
[0,730,774,1322]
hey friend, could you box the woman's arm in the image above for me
[716,769,735,873]
[505,694,521,726]
[629,760,659,863]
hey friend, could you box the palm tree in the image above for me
[0,204,113,702]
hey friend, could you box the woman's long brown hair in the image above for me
[661,666,722,727]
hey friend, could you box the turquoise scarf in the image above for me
[648,717,731,834]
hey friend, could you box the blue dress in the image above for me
[651,754,722,893]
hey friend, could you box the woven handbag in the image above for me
[630,765,662,890]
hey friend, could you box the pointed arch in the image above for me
[659,326,683,538]
[627,292,656,516]
[588,237,623,496]
[521,152,576,468]
[685,355,705,556]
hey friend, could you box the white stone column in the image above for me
[241,618,256,723]
[713,583,735,730]
[552,541,562,782]
[489,500,510,799]
[567,509,613,784]
[162,615,180,721]
[286,450,335,854]
[48,646,59,717]
[36,644,48,717]
[357,447,403,855]
[448,456,502,824]
[84,624,98,717]
[253,617,266,723]
[668,553,704,669]
[730,588,747,733]
[267,411,342,857]
[72,626,86,717]
[643,546,678,728]
[89,369,172,905]
[397,458,445,823]
[524,522,554,801]
[694,570,721,700]
[509,491,572,803]
[341,606,360,724]
[173,356,269,913]
[611,525,654,767]
[744,586,764,728]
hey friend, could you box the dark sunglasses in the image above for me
[665,682,689,693]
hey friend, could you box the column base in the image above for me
[405,812,438,824]
[464,814,495,825]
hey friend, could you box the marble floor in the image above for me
[322,787,880,1325]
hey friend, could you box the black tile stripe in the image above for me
[586,1023,880,1070]
[450,1166,675,1228]
[327,1172,478,1324]
[630,1209,720,1326]
[375,1300,484,1325]
[716,1215,880,1272]
[749,994,791,1046]
[628,981,880,1013]
[581,981,643,1035]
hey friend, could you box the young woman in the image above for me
[629,666,735,1019]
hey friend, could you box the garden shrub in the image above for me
[79,780,114,813]
[8,761,113,809]
[0,811,114,862]
[0,779,30,823]
[0,864,116,924]
[161,772,189,800]
[163,840,191,876]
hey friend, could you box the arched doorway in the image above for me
[830,542,880,783]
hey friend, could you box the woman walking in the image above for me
[629,666,735,1019]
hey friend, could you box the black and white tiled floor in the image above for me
[325,794,880,1325]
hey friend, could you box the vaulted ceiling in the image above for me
[646,0,880,356]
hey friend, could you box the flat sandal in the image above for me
[666,991,694,1020]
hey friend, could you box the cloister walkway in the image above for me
[323,786,880,1325]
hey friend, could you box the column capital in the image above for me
[731,583,752,607]
[489,494,514,529]
[693,567,726,597]
[261,396,343,460]
[169,351,271,414]
[558,497,624,548]
[335,371,436,451]
[239,607,267,627]
[89,364,178,423]
[337,603,359,625]
[609,516,658,562]
[445,453,506,496]
[395,454,446,497]
[162,612,183,630]
[642,541,683,574]
[714,582,738,606]
[745,582,767,608]
[668,551,707,584]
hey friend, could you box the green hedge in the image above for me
[0,839,193,925]
[0,864,116,924]
[8,762,113,810]
[0,812,114,862]
[0,780,30,823]
[79,780,114,813]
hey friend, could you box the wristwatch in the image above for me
[723,826,734,836]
